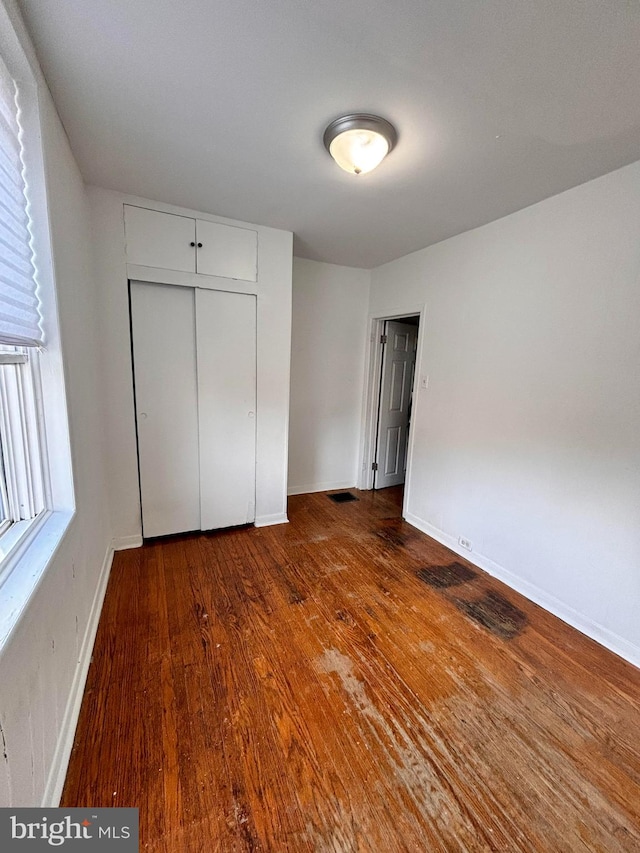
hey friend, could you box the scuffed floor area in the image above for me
[62,487,640,851]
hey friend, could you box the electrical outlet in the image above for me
[458,536,472,551]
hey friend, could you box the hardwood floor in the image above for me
[62,487,640,851]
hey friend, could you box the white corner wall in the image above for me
[288,258,370,495]
[88,187,293,539]
[371,160,640,666]
[0,0,112,806]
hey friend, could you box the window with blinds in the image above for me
[0,54,43,347]
[0,52,47,567]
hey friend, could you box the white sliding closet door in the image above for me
[130,281,201,537]
[196,289,256,529]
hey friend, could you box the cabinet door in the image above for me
[196,289,256,529]
[130,281,201,537]
[125,206,196,272]
[196,220,257,281]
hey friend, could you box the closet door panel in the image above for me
[125,206,196,272]
[195,220,257,281]
[196,289,256,529]
[130,281,201,537]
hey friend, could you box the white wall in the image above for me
[88,188,293,539]
[370,160,640,665]
[288,258,370,495]
[0,0,111,806]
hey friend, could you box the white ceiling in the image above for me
[17,0,640,268]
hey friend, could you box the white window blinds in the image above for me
[0,55,42,347]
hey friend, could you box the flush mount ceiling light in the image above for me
[323,114,397,176]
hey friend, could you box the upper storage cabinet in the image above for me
[195,219,257,281]
[124,205,258,282]
[124,206,196,272]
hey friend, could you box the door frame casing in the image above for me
[357,306,426,513]
[374,319,419,490]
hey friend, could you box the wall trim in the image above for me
[405,511,640,671]
[127,263,258,296]
[254,513,289,528]
[112,534,143,551]
[42,542,115,806]
[287,480,355,496]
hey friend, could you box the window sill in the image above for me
[0,508,75,650]
[0,517,41,566]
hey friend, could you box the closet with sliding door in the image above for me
[126,204,258,538]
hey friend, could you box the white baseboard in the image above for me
[287,480,355,496]
[404,512,640,670]
[112,534,143,550]
[254,513,289,528]
[42,543,115,806]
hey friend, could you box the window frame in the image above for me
[0,345,51,578]
[0,0,76,647]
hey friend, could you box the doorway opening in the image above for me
[360,312,422,510]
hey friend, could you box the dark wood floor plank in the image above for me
[62,487,640,851]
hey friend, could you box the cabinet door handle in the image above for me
[190,242,195,247]
[197,242,203,248]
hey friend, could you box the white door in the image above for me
[124,206,196,273]
[130,281,201,537]
[374,321,418,489]
[196,289,256,529]
[195,220,258,281]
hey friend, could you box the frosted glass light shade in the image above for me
[329,129,389,175]
[323,114,397,176]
